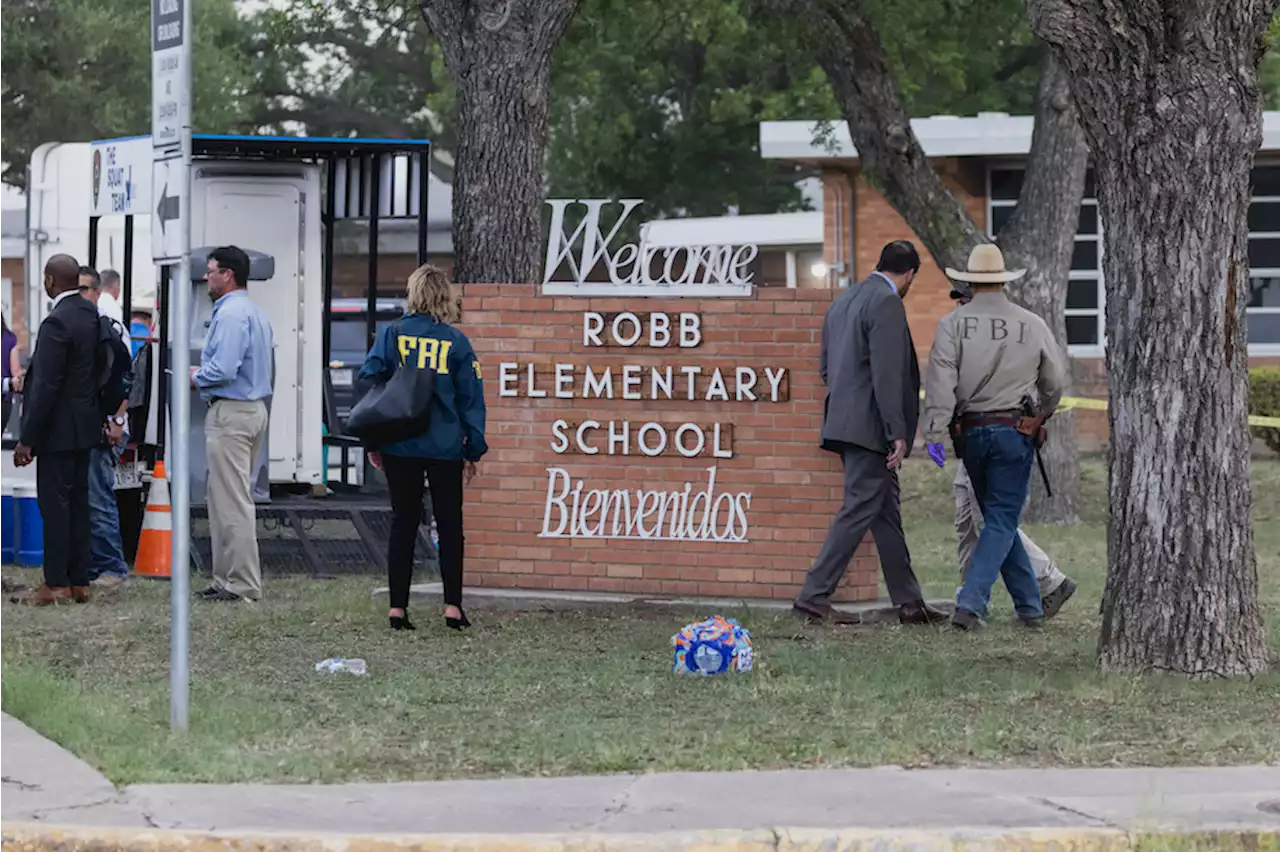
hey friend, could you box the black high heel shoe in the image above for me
[390,614,416,631]
[445,609,471,631]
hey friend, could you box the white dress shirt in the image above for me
[97,291,129,348]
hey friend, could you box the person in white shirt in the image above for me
[96,269,125,328]
[79,267,130,588]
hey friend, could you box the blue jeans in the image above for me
[955,425,1044,619]
[88,437,128,580]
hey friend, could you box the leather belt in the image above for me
[960,410,1020,431]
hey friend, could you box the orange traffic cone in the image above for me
[134,461,172,579]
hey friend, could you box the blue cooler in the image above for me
[1,485,13,564]
[14,483,43,567]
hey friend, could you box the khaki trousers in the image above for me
[206,399,269,600]
[954,462,1065,598]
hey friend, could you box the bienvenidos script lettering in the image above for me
[540,466,751,542]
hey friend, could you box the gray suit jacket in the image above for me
[819,274,920,456]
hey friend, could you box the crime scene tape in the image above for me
[915,390,1280,429]
[1056,396,1280,429]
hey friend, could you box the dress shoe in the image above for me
[950,608,985,631]
[71,586,92,604]
[899,600,949,625]
[202,588,242,602]
[1041,578,1077,619]
[792,599,860,624]
[11,585,73,606]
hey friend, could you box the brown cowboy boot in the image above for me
[12,585,74,606]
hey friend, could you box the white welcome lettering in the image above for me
[543,199,757,297]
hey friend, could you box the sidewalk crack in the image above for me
[576,777,642,831]
[1033,796,1119,828]
[2,776,42,792]
[11,793,129,823]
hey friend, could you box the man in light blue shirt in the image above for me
[191,245,275,602]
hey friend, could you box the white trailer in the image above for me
[24,134,436,502]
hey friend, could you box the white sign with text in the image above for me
[542,199,758,297]
[90,138,153,218]
[151,0,189,150]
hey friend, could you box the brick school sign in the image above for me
[458,284,880,602]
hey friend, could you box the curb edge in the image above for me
[3,822,1278,852]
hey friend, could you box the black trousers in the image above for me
[382,455,465,610]
[36,449,92,588]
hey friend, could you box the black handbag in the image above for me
[345,323,437,448]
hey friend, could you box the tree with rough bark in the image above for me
[1030,0,1272,676]
[762,0,1087,524]
[417,0,581,284]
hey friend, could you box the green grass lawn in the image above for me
[3,457,1279,785]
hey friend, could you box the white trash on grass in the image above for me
[315,658,367,676]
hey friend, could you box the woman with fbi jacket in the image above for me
[358,264,487,632]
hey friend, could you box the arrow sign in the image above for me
[156,182,181,233]
[151,155,187,263]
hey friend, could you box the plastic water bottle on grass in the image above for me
[315,658,367,676]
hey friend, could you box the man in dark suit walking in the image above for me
[12,254,104,606]
[794,241,947,625]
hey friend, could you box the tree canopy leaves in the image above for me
[0,0,258,186]
[265,0,1044,216]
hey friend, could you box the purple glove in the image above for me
[927,443,946,468]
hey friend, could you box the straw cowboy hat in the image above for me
[945,243,1026,284]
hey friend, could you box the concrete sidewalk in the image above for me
[3,713,1278,845]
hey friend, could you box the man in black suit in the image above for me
[793,241,947,625]
[12,254,103,606]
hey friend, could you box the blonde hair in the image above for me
[405,264,460,324]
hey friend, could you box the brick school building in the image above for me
[759,113,1280,449]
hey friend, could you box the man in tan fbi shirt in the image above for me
[922,244,1066,630]
[948,286,1077,619]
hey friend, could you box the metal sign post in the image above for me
[152,0,192,732]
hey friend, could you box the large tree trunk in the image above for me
[773,0,1085,523]
[1031,0,1270,676]
[790,0,985,266]
[419,0,580,283]
[999,53,1088,525]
